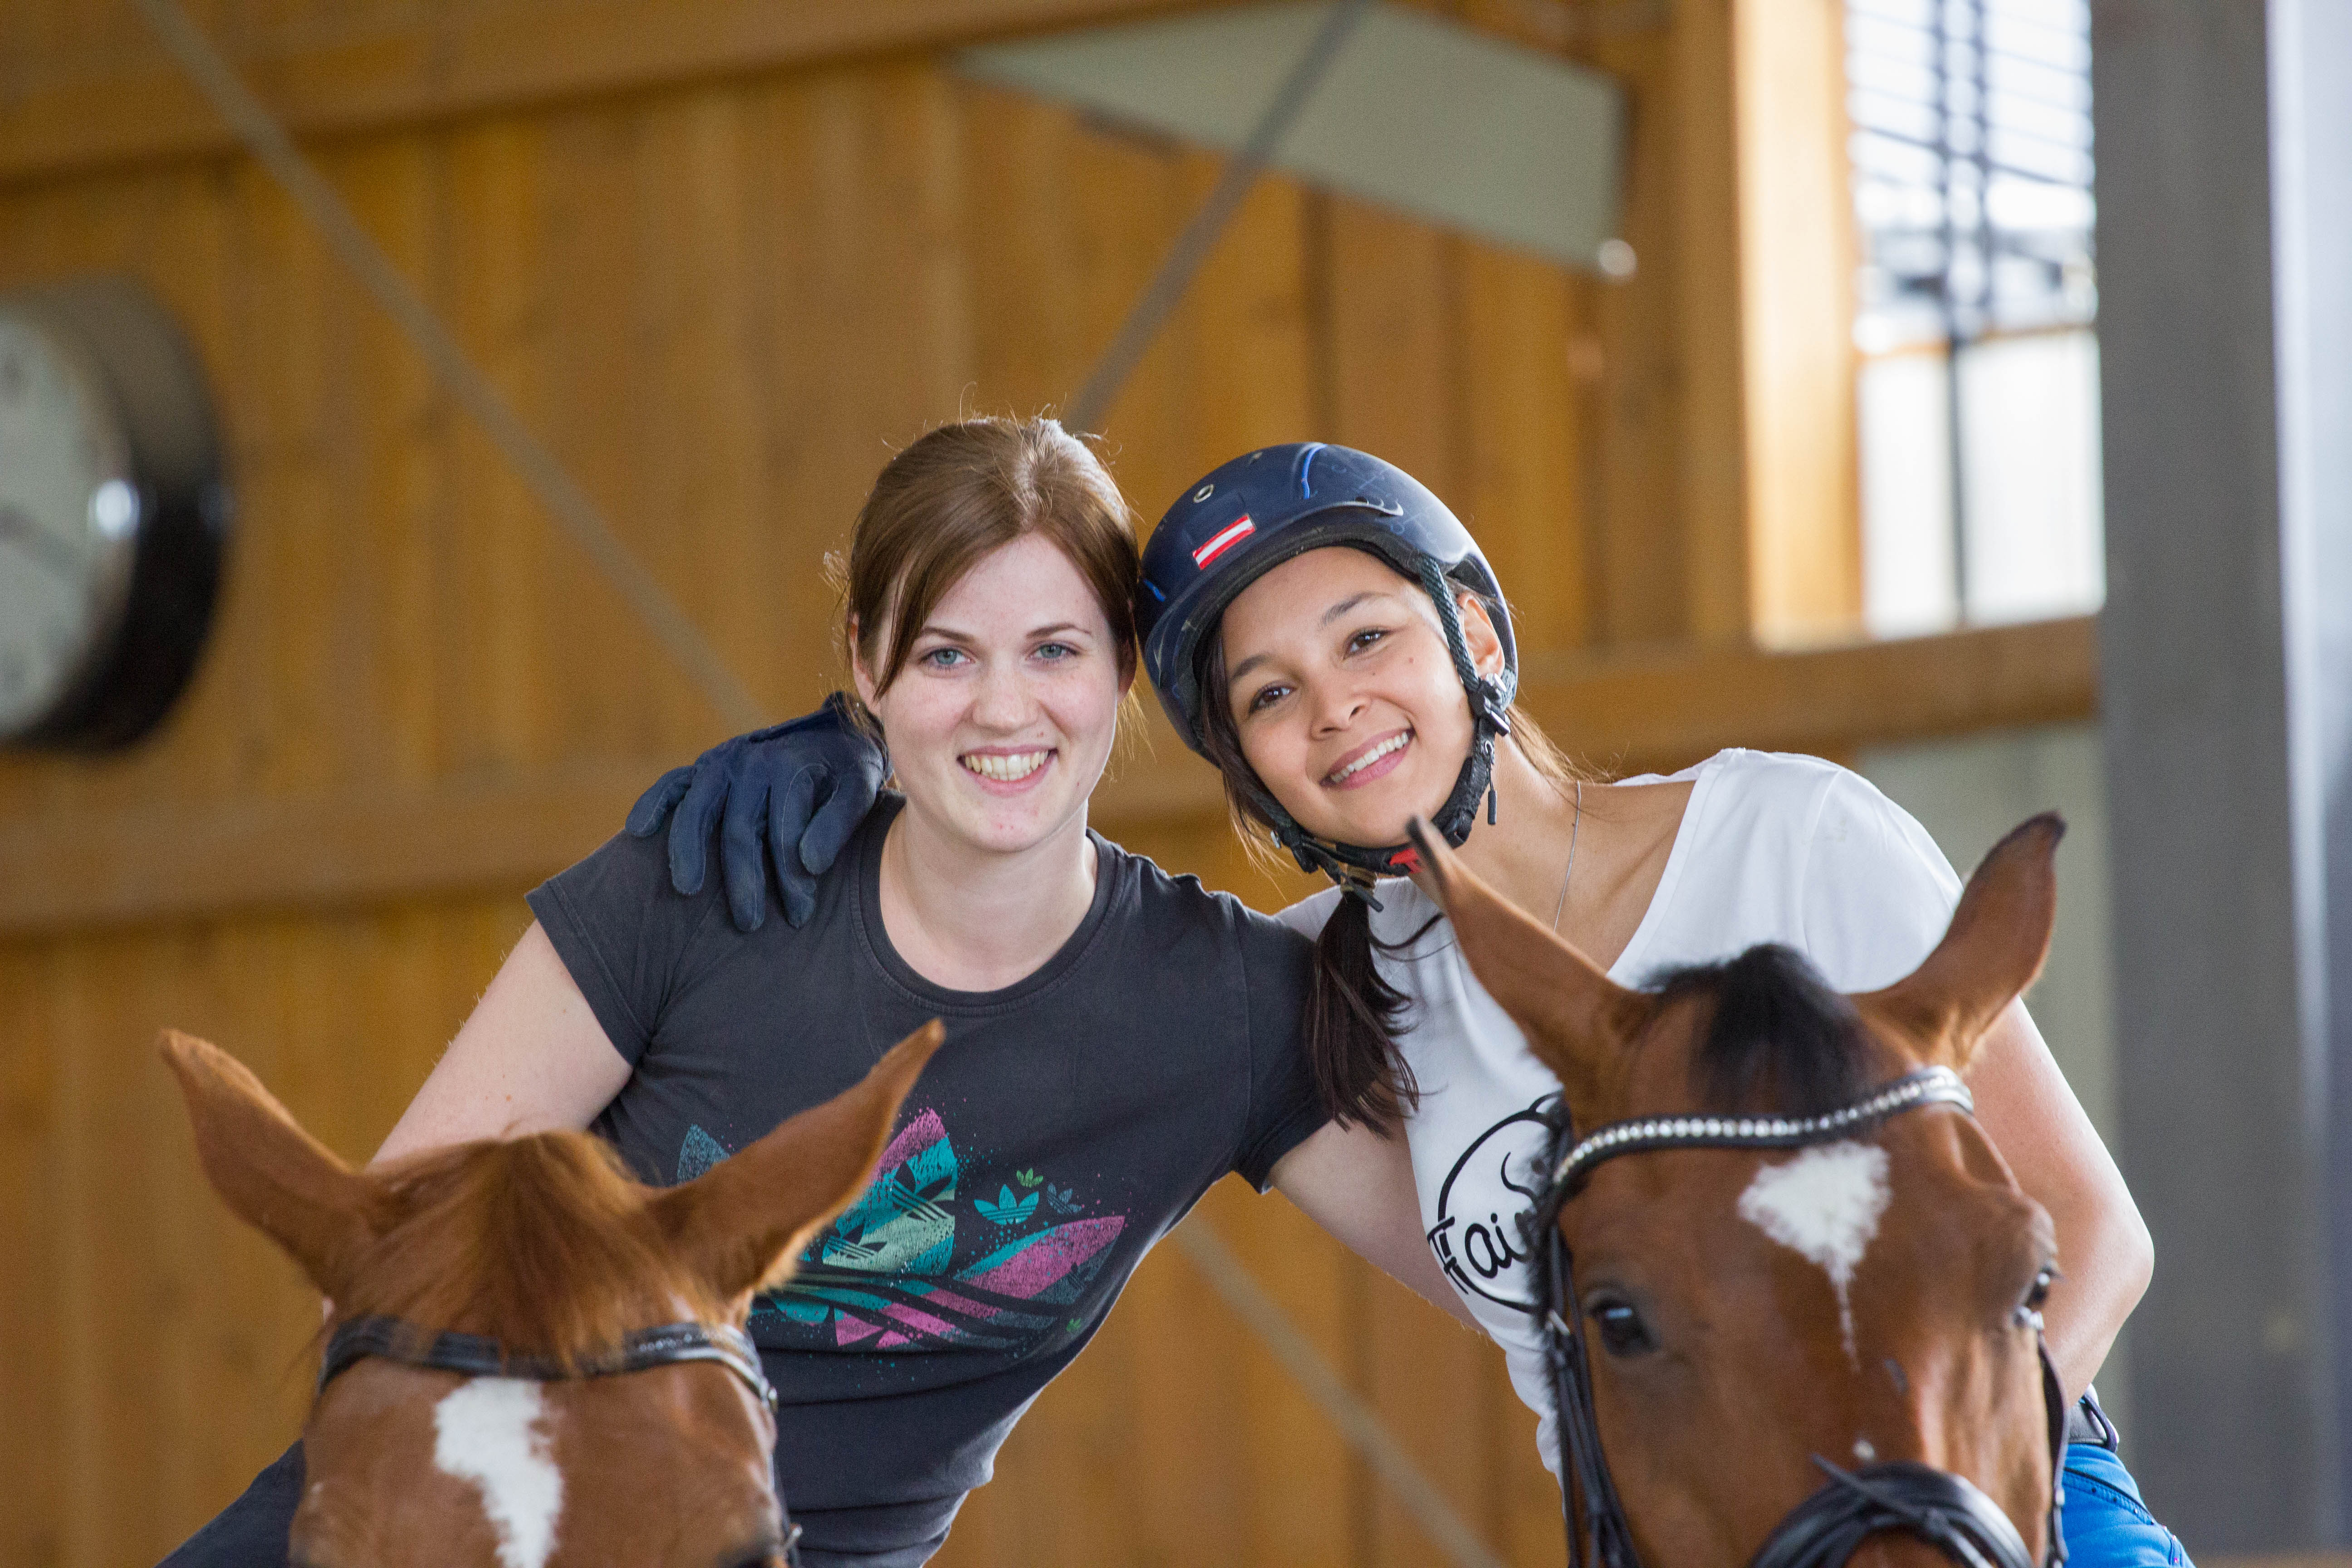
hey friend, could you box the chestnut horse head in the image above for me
[161,1021,945,1568]
[1406,815,2070,1568]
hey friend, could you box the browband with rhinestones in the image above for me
[1547,1066,1974,1198]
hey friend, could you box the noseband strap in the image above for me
[1750,1459,2036,1568]
[1533,1066,2069,1568]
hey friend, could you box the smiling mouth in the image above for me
[962,750,1052,783]
[1325,730,1411,786]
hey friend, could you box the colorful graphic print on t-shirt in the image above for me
[677,1108,1128,1352]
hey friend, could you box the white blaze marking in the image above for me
[433,1378,564,1568]
[1737,1140,1892,1364]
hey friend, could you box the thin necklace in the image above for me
[1550,780,1584,932]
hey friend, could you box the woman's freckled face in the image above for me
[1218,546,1483,847]
[856,534,1127,858]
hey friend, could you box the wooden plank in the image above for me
[1577,11,1685,648]
[1521,615,2099,775]
[1734,0,1860,642]
[739,72,861,709]
[1056,109,1203,506]
[635,88,779,725]
[1487,1349,1561,1568]
[443,114,557,774]
[245,142,345,799]
[0,618,2099,936]
[340,136,446,790]
[0,760,654,937]
[1117,1185,1257,1565]
[1671,0,1749,644]
[960,82,1097,418]
[1456,242,1588,657]
[0,0,1233,188]
[1324,197,1463,499]
[0,942,65,1568]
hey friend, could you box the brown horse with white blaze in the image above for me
[160,1019,945,1568]
[1405,814,2071,1567]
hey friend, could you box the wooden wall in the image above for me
[0,2,2087,1565]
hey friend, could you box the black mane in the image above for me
[1645,944,1880,1118]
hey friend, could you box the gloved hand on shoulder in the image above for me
[626,692,888,931]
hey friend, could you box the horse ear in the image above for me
[1855,814,2064,1071]
[159,1030,382,1298]
[1401,819,1651,1111]
[652,1020,946,1303]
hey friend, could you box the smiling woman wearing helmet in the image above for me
[647,440,2189,1566]
[1139,441,2188,1568]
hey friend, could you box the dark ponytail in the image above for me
[1302,889,1424,1133]
[1199,634,1424,1134]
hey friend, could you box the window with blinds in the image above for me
[1847,0,2104,636]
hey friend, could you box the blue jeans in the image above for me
[2064,1442,2195,1566]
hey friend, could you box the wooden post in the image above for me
[1675,0,1862,648]
[1733,0,1860,644]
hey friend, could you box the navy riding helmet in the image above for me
[1136,442,1519,893]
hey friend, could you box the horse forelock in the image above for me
[335,1132,726,1374]
[1645,944,1886,1119]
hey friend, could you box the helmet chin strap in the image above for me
[1263,559,1519,906]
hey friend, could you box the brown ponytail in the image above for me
[1300,884,1424,1132]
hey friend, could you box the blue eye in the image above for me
[920,647,967,669]
[1036,642,1077,661]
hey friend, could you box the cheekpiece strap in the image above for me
[320,1315,777,1410]
[1548,1067,1975,1200]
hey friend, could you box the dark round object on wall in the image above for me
[0,275,230,752]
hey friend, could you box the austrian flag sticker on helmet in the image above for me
[1191,516,1254,568]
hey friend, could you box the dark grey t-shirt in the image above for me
[526,795,1323,1560]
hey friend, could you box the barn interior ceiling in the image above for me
[956,0,1627,271]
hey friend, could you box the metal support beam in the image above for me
[1063,0,1370,431]
[2095,0,2352,1548]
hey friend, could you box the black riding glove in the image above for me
[625,693,888,931]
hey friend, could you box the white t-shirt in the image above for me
[1277,749,1967,1475]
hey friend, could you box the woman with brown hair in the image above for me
[161,419,1450,1568]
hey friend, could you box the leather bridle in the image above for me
[1530,1066,2069,1568]
[320,1314,802,1566]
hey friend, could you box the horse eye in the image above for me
[1588,1297,1656,1357]
[2014,1263,2061,1327]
